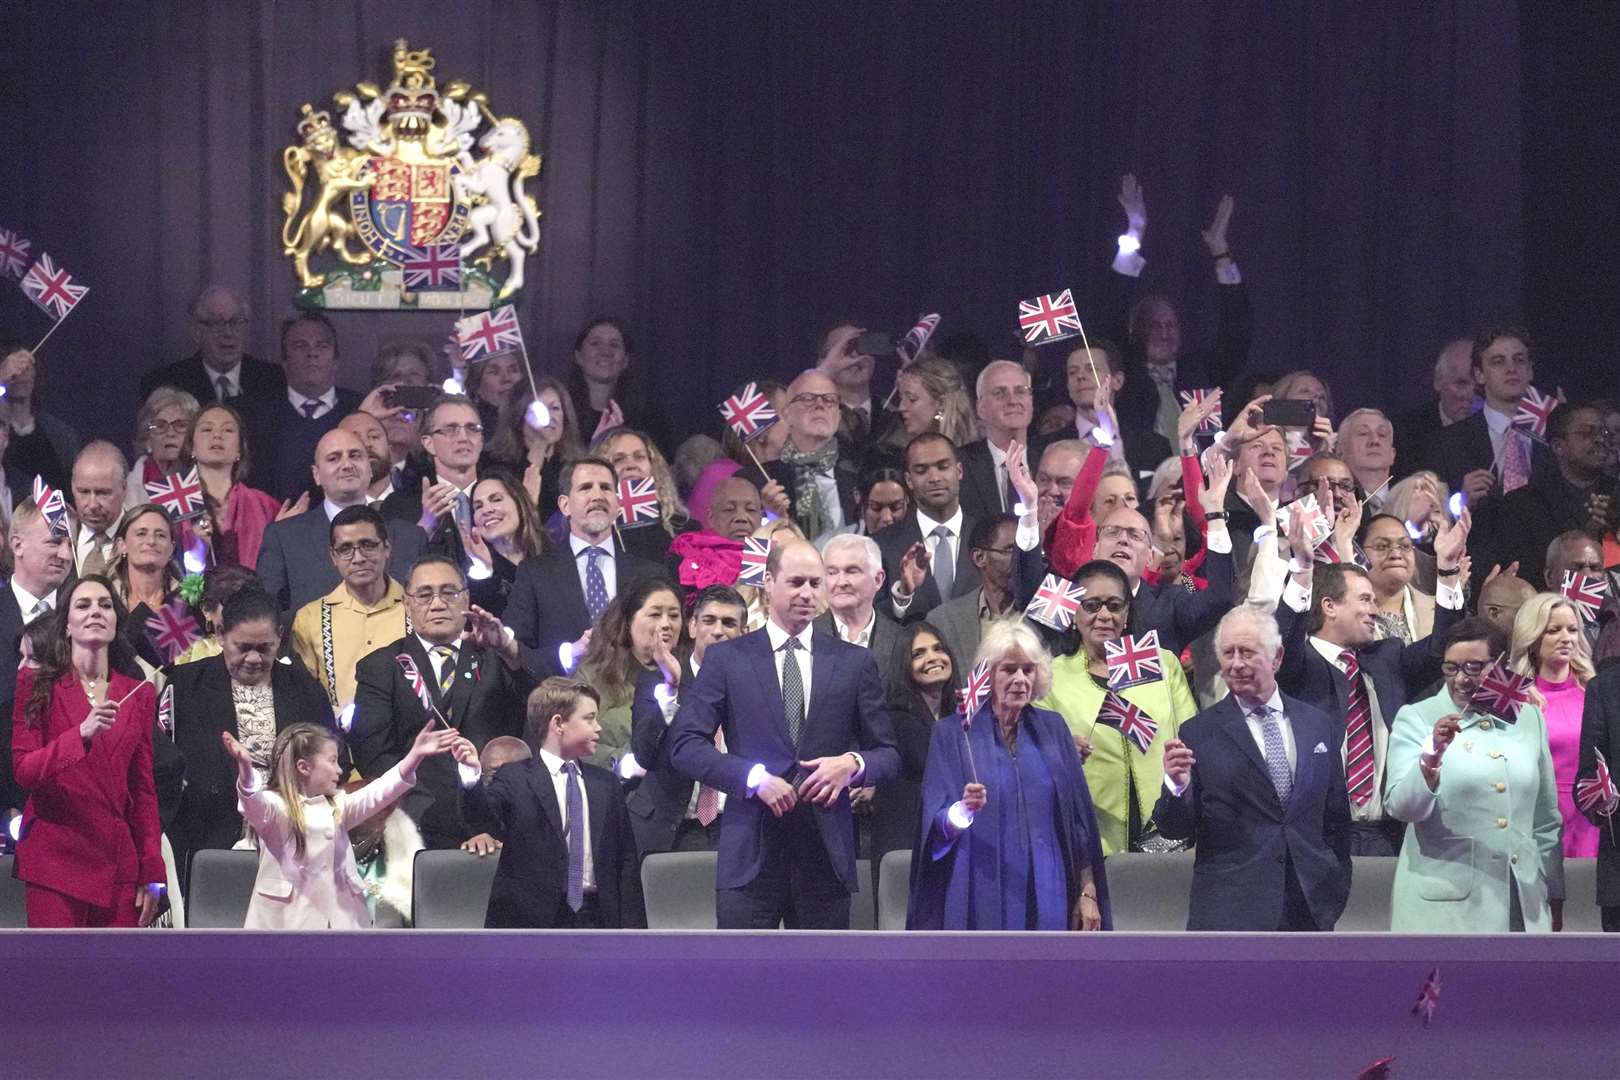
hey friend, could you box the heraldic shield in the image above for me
[280,40,542,310]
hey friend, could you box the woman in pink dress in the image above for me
[1510,592,1598,857]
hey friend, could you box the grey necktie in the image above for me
[1255,704,1292,804]
[28,600,50,622]
[930,524,955,600]
[215,374,231,401]
[780,637,805,748]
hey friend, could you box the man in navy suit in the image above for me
[1273,511,1470,855]
[875,433,981,624]
[259,313,364,500]
[669,539,900,929]
[1156,607,1351,931]
[138,286,285,422]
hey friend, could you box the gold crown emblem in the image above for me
[295,103,334,140]
[389,39,437,94]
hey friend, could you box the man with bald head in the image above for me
[255,427,425,611]
[139,285,286,414]
[68,441,129,577]
[704,474,763,541]
[670,537,899,928]
[766,369,859,541]
[959,359,1034,522]
[339,410,396,502]
[1478,570,1535,635]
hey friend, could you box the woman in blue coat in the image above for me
[908,618,1111,931]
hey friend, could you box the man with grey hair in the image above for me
[1392,337,1479,475]
[139,285,286,417]
[765,369,859,541]
[959,359,1034,522]
[68,441,129,577]
[1156,605,1352,930]
[815,532,901,672]
[1336,407,1396,511]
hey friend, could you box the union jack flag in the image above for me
[956,660,992,721]
[1106,630,1163,690]
[1025,573,1085,631]
[1098,691,1158,754]
[401,244,462,289]
[1281,492,1334,550]
[737,536,770,588]
[30,474,67,535]
[1512,386,1559,440]
[145,468,206,520]
[454,305,524,363]
[396,653,434,712]
[0,227,31,280]
[1559,570,1608,625]
[1411,967,1442,1026]
[1470,660,1535,723]
[1285,431,1314,473]
[1017,288,1082,345]
[718,382,778,441]
[145,600,202,662]
[1576,748,1620,817]
[19,253,89,320]
[897,312,941,363]
[1177,388,1224,434]
[617,476,660,527]
[156,684,174,736]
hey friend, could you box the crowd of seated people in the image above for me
[4,174,1619,933]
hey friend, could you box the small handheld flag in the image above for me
[145,468,207,520]
[1469,660,1535,724]
[19,253,89,320]
[396,654,434,712]
[146,600,202,662]
[0,227,32,280]
[1105,630,1164,691]
[156,684,174,736]
[1559,571,1608,626]
[454,304,524,363]
[1279,492,1334,550]
[617,476,660,527]
[1025,574,1085,632]
[1098,692,1159,754]
[1512,386,1559,440]
[1178,388,1224,435]
[718,383,778,442]
[737,536,771,588]
[897,313,941,364]
[1017,288,1083,345]
[30,475,68,535]
[956,659,992,720]
[1575,748,1620,817]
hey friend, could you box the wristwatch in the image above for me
[1204,511,1229,522]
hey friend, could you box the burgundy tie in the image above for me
[1340,649,1375,805]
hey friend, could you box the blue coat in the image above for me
[668,627,900,892]
[907,703,1112,930]
[1153,693,1352,930]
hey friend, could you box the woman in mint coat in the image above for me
[1385,618,1565,932]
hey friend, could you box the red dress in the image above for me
[11,668,164,920]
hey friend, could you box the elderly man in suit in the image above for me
[765,369,861,542]
[1273,510,1471,856]
[351,555,530,849]
[669,539,900,929]
[139,286,286,413]
[876,432,981,624]
[256,427,425,612]
[67,442,128,578]
[504,455,659,681]
[627,585,748,858]
[816,533,902,668]
[958,360,1034,522]
[927,514,1019,672]
[1157,606,1352,931]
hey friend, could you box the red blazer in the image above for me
[11,668,164,907]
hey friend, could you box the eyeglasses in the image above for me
[332,539,385,559]
[1440,660,1489,677]
[987,385,1033,401]
[146,420,190,435]
[1097,524,1149,544]
[1079,596,1129,615]
[1365,540,1415,555]
[789,392,840,409]
[196,317,247,331]
[406,586,468,603]
[1313,478,1358,493]
[429,423,483,438]
[973,545,1014,557]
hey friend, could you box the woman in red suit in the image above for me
[11,574,165,927]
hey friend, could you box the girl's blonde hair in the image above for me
[267,722,340,858]
[1509,593,1595,688]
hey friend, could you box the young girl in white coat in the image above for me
[223,719,459,929]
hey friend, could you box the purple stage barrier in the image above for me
[4,930,1615,1078]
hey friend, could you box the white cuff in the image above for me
[1163,772,1189,798]
[1435,579,1464,611]
[1112,245,1146,278]
[849,752,866,785]
[891,589,914,616]
[746,763,768,795]
[1282,578,1313,614]
[1204,522,1232,555]
[501,625,516,648]
[1015,514,1040,552]
[1214,260,1242,286]
[457,761,481,788]
[944,800,975,837]
[654,682,679,723]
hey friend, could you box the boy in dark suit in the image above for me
[455,678,644,929]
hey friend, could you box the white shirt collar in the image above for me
[323,497,366,520]
[765,618,815,654]
[833,606,876,644]
[1235,686,1286,717]
[987,440,1009,466]
[207,363,241,393]
[570,531,613,557]
[1482,403,1514,440]
[538,746,574,777]
[914,505,964,538]
[1309,636,1354,671]
[11,581,51,621]
[288,386,337,411]
[415,633,458,658]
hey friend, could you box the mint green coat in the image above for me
[1385,689,1564,933]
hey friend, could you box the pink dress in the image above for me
[1538,674,1598,858]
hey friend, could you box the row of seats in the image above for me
[0,852,1607,931]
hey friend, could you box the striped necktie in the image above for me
[432,645,457,697]
[1340,650,1375,805]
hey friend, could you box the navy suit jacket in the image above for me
[0,586,25,813]
[1275,598,1459,740]
[873,511,981,624]
[957,440,1009,525]
[626,661,699,856]
[254,506,425,612]
[667,627,900,892]
[1154,693,1352,930]
[503,538,661,681]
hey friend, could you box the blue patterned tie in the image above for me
[1255,704,1292,804]
[583,546,609,621]
[563,761,585,912]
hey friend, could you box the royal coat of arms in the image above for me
[280,40,541,310]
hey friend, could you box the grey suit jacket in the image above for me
[255,506,426,612]
[924,589,984,673]
[812,609,904,687]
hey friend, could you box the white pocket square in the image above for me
[1313,742,1328,754]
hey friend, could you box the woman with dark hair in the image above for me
[576,576,684,769]
[464,350,527,434]
[459,471,549,618]
[564,316,670,451]
[172,564,259,666]
[186,402,283,570]
[855,465,910,537]
[107,503,202,670]
[11,575,164,926]
[485,374,582,518]
[165,587,333,890]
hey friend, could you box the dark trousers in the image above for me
[1349,818,1404,857]
[671,817,721,852]
[716,805,850,930]
[554,894,602,929]
[1603,906,1620,933]
[1278,859,1319,931]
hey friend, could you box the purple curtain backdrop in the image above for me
[0,0,1524,446]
